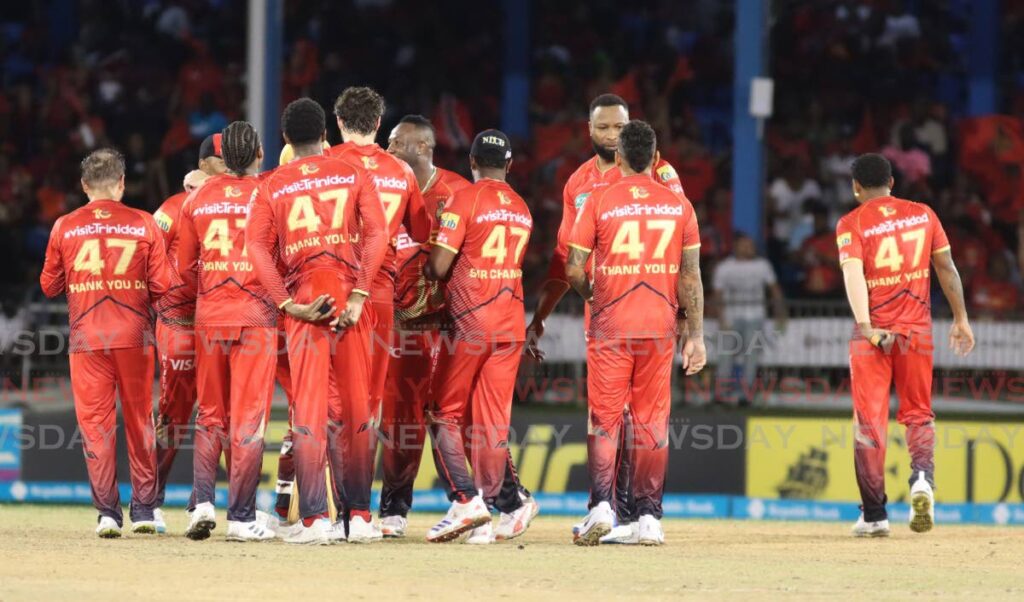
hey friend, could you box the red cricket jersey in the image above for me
[175,173,276,328]
[245,153,388,308]
[434,179,533,342]
[836,196,950,334]
[153,190,195,327]
[547,156,684,283]
[394,167,471,321]
[40,199,176,352]
[331,142,430,306]
[568,173,700,340]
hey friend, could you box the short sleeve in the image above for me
[836,216,863,266]
[434,189,471,254]
[567,190,598,254]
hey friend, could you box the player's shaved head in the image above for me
[851,153,893,189]
[399,114,436,147]
[281,98,326,147]
[389,115,436,167]
[589,94,630,162]
[617,120,656,174]
[334,86,385,136]
[80,148,125,189]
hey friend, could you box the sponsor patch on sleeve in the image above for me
[439,212,460,230]
[656,164,678,182]
[836,232,852,248]
[154,211,172,232]
[573,192,591,209]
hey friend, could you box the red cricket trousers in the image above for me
[850,331,936,522]
[154,321,196,507]
[192,327,276,522]
[69,346,157,526]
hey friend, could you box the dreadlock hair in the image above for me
[221,121,261,174]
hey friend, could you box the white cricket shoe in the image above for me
[255,510,279,534]
[600,521,640,545]
[153,508,167,534]
[637,515,665,546]
[348,516,383,543]
[186,502,217,541]
[274,520,304,540]
[96,516,121,539]
[909,471,935,533]
[131,520,157,535]
[465,521,495,544]
[226,520,275,542]
[574,501,614,546]
[283,517,331,545]
[495,496,539,541]
[380,515,407,538]
[427,496,491,543]
[851,514,890,537]
[326,520,348,544]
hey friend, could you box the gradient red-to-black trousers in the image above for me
[191,327,276,522]
[69,346,157,526]
[154,321,196,507]
[850,332,936,522]
[586,337,674,520]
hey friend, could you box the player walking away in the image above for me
[40,149,177,538]
[175,121,277,542]
[837,153,975,537]
[423,129,534,544]
[381,115,539,540]
[331,89,431,516]
[565,121,706,546]
[151,134,226,533]
[247,98,388,545]
[529,94,685,544]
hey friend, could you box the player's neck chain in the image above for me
[421,166,439,193]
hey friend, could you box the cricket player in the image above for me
[837,153,975,537]
[40,148,176,538]
[423,129,533,543]
[382,115,539,540]
[331,88,431,481]
[566,120,705,546]
[176,121,277,542]
[151,133,226,531]
[528,94,684,544]
[246,98,388,545]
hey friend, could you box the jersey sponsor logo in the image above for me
[299,163,320,176]
[361,156,379,170]
[439,212,460,230]
[629,186,650,199]
[224,185,243,198]
[498,191,512,206]
[878,205,897,217]
[599,203,682,221]
[836,232,852,248]
[574,192,591,209]
[373,175,409,190]
[63,223,146,239]
[169,358,195,371]
[271,174,356,199]
[861,213,929,238]
[656,164,678,182]
[92,208,112,219]
[154,211,173,232]
[191,202,249,216]
[474,208,533,227]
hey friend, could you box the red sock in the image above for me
[301,512,328,527]
[350,509,371,522]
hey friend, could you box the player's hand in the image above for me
[525,318,546,361]
[949,319,975,356]
[331,293,367,332]
[284,294,334,322]
[858,323,895,352]
[680,336,707,375]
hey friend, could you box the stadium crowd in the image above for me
[2,0,1024,319]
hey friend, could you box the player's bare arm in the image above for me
[424,245,457,282]
[677,246,706,374]
[524,279,571,360]
[565,246,592,301]
[932,249,975,356]
[841,259,893,350]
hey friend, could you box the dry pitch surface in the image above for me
[1,504,1022,601]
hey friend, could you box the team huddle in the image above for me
[39,86,974,546]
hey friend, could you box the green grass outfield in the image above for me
[1,504,1022,601]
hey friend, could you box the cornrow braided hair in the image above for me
[222,121,261,174]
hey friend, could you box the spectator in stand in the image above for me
[797,203,842,298]
[712,234,786,406]
[970,252,1021,320]
[768,160,822,266]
